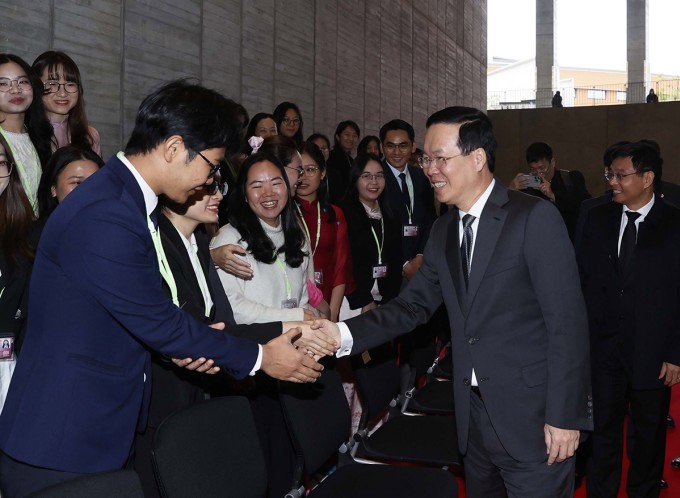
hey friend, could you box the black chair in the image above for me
[27,470,144,498]
[151,396,267,498]
[279,360,458,498]
[351,344,461,468]
[400,342,455,415]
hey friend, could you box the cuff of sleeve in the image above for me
[249,344,263,376]
[336,322,353,357]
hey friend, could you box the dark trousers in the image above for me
[0,451,87,498]
[587,357,670,498]
[464,391,575,498]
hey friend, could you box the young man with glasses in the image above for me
[509,141,591,241]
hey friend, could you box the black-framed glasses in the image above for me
[205,181,228,196]
[282,118,300,126]
[359,172,385,181]
[195,151,221,177]
[384,142,411,152]
[0,77,31,92]
[604,170,639,182]
[43,80,79,94]
[418,153,464,170]
[0,160,14,178]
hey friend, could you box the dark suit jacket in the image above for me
[340,198,403,309]
[326,147,353,205]
[344,181,593,461]
[577,197,680,389]
[383,162,436,261]
[0,156,260,474]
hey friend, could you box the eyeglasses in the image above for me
[195,151,221,177]
[604,170,639,182]
[282,118,300,126]
[0,160,14,178]
[418,153,464,170]
[359,172,385,181]
[285,165,304,177]
[0,77,31,92]
[205,180,228,196]
[43,80,79,94]
[300,166,320,176]
[529,164,550,174]
[384,142,411,152]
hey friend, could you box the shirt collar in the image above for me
[623,193,655,220]
[459,179,496,220]
[386,160,409,182]
[117,151,158,216]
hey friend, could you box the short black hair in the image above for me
[124,79,242,159]
[611,140,662,189]
[333,120,361,148]
[525,142,553,163]
[426,106,497,172]
[602,141,630,167]
[273,101,304,146]
[379,119,415,143]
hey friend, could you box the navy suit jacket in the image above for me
[345,181,592,461]
[383,162,436,261]
[0,156,260,473]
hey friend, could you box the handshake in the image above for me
[173,319,343,384]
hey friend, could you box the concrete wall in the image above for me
[489,101,680,196]
[0,0,487,157]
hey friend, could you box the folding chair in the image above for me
[27,470,144,498]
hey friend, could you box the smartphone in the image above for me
[519,174,542,189]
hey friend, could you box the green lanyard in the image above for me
[148,215,179,307]
[274,254,293,299]
[369,217,385,264]
[296,201,321,256]
[0,127,39,211]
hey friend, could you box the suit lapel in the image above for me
[606,203,623,275]
[445,210,466,314]
[465,183,508,309]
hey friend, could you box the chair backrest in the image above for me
[27,470,144,498]
[279,360,352,475]
[351,343,401,421]
[152,396,266,498]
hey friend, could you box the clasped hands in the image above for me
[172,319,342,384]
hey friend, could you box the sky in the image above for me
[488,0,680,76]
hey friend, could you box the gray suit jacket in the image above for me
[346,180,593,461]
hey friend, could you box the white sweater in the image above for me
[210,220,311,324]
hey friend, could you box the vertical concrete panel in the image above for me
[336,0,365,125]
[626,0,648,103]
[202,0,241,99]
[0,0,52,58]
[379,0,401,124]
[412,10,430,138]
[313,0,338,137]
[241,0,275,115]
[363,0,382,137]
[536,0,555,107]
[399,2,414,128]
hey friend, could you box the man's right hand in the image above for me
[261,328,324,382]
[210,244,253,279]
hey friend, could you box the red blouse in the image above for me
[296,197,354,302]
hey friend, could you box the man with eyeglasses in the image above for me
[379,119,438,394]
[0,81,335,498]
[509,142,590,241]
[577,140,680,498]
[311,106,592,498]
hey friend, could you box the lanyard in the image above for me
[369,217,385,265]
[274,253,293,299]
[297,201,321,256]
[402,172,414,224]
[0,127,39,211]
[189,241,212,317]
[148,215,179,307]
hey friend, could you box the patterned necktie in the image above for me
[619,211,641,273]
[461,214,476,288]
[399,172,411,211]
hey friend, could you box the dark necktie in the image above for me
[619,211,641,273]
[399,172,411,211]
[461,214,475,288]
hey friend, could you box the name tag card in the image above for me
[372,265,388,279]
[314,271,324,285]
[0,336,14,361]
[403,224,419,237]
[281,298,299,309]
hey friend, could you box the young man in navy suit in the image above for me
[312,106,592,497]
[0,81,335,498]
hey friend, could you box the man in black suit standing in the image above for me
[577,141,680,498]
[314,106,592,497]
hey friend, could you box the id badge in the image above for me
[314,271,324,285]
[281,298,299,309]
[0,336,14,361]
[403,224,419,237]
[372,265,388,279]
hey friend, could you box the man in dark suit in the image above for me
[379,119,438,392]
[0,81,333,498]
[509,141,591,241]
[315,106,592,497]
[577,141,680,498]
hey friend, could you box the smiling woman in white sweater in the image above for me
[210,150,315,324]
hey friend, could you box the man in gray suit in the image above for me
[318,106,593,497]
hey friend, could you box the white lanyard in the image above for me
[274,253,293,299]
[148,216,179,307]
[297,201,321,256]
[369,217,385,265]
